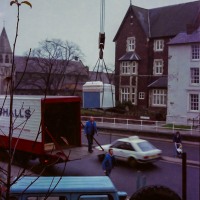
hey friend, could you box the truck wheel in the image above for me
[14,151,29,166]
[128,157,137,168]
[130,185,181,200]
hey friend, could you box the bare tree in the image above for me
[15,39,87,95]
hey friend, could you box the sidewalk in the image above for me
[96,122,200,143]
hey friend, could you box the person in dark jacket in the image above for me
[84,116,98,153]
[102,148,115,176]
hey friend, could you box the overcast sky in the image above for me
[0,0,197,69]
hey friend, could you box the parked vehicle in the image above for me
[0,95,82,165]
[9,176,127,200]
[95,136,162,167]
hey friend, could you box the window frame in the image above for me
[191,44,200,60]
[120,61,137,75]
[190,67,200,85]
[126,37,135,52]
[189,93,199,111]
[121,87,130,102]
[153,59,163,75]
[151,89,167,107]
[139,92,145,100]
[154,39,164,52]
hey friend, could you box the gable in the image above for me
[113,1,200,41]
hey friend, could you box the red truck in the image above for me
[0,95,82,165]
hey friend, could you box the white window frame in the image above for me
[153,59,163,75]
[121,62,130,74]
[120,61,138,75]
[189,93,199,111]
[191,44,200,60]
[131,87,136,104]
[126,37,135,52]
[139,92,145,99]
[154,39,164,52]
[190,67,200,85]
[121,87,130,102]
[151,89,167,107]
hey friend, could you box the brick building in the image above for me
[113,1,200,119]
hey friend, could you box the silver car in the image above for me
[95,136,162,167]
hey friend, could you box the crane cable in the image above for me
[89,0,114,108]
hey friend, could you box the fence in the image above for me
[81,116,200,134]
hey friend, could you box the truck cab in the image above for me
[10,176,127,200]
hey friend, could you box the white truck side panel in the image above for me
[0,96,42,142]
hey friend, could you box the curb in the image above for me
[161,156,200,167]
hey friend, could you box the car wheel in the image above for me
[128,157,137,168]
[130,185,181,200]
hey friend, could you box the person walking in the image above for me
[173,131,182,157]
[102,148,115,176]
[84,116,98,153]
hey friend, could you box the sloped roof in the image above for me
[148,76,168,88]
[14,56,88,75]
[119,52,141,61]
[114,1,200,40]
[0,27,12,54]
[168,26,200,45]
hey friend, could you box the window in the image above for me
[153,59,163,75]
[5,55,9,63]
[191,68,200,84]
[192,44,200,60]
[131,87,136,104]
[139,92,145,99]
[121,87,130,102]
[126,37,135,52]
[121,61,137,75]
[121,62,130,74]
[152,89,167,106]
[190,94,199,111]
[154,40,164,51]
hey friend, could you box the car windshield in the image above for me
[137,141,157,152]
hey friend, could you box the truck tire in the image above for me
[130,185,181,200]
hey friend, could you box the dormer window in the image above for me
[154,39,164,52]
[126,37,135,52]
[0,55,3,63]
[5,55,9,63]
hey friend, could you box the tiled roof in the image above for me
[119,52,141,61]
[148,76,168,88]
[14,56,88,75]
[0,27,12,54]
[113,1,200,40]
[168,27,200,45]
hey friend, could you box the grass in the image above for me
[163,124,192,130]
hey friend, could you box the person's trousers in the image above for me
[86,134,93,151]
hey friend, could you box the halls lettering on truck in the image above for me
[0,108,31,119]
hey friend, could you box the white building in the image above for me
[167,27,200,125]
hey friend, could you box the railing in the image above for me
[81,116,200,134]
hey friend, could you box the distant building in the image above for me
[0,27,12,94]
[167,26,200,125]
[0,27,114,97]
[113,1,200,119]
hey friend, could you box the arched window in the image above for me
[5,55,9,63]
